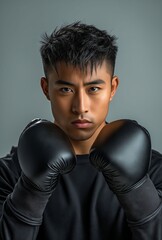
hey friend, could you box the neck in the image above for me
[70,138,93,155]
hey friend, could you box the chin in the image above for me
[67,130,96,142]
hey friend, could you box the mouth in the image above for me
[71,119,93,129]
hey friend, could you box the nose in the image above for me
[72,90,89,115]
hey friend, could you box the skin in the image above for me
[41,61,119,154]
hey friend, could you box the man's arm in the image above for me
[90,119,162,240]
[125,149,162,239]
[0,147,40,240]
[0,119,76,240]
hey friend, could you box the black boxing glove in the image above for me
[89,120,160,222]
[18,119,76,191]
[7,119,76,224]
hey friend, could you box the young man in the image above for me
[0,22,162,240]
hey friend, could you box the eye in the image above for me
[88,87,100,93]
[60,87,73,93]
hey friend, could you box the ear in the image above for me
[110,76,119,101]
[40,77,50,100]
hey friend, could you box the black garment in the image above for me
[0,147,162,240]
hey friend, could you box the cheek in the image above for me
[50,97,71,119]
[92,93,111,117]
[92,92,111,108]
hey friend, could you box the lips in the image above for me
[71,119,93,129]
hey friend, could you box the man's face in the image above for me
[41,61,119,152]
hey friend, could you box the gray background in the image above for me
[0,0,162,156]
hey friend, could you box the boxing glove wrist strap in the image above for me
[116,175,161,223]
[7,174,52,225]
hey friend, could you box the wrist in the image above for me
[116,175,161,222]
[8,174,52,225]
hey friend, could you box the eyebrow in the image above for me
[55,79,106,86]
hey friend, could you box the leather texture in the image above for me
[89,119,151,193]
[18,119,76,192]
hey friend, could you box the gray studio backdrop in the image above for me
[0,0,162,156]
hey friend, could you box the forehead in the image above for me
[48,61,112,82]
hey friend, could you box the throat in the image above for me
[70,138,93,155]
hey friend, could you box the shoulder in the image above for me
[149,149,162,190]
[150,149,162,170]
[151,149,162,160]
[0,147,21,183]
